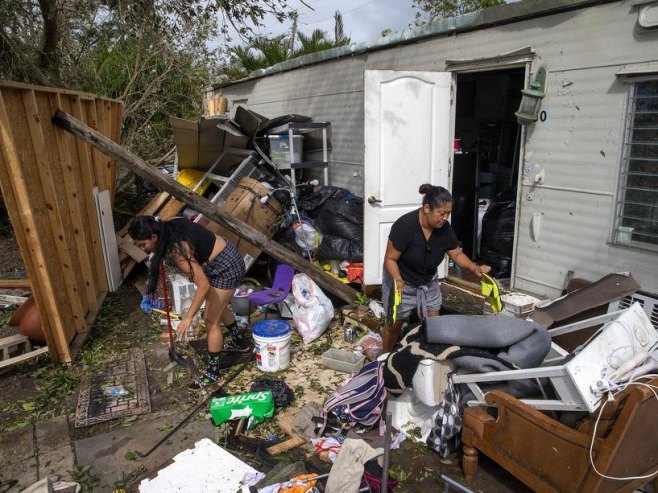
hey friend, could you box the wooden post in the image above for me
[52,109,358,304]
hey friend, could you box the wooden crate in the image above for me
[0,81,123,364]
[204,177,283,271]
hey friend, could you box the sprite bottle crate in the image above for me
[209,389,274,427]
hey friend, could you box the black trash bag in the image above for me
[297,186,351,212]
[480,190,516,278]
[250,377,296,408]
[317,234,363,262]
[479,245,513,279]
[314,196,364,243]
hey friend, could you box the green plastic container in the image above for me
[209,390,274,427]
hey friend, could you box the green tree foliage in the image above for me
[0,0,292,159]
[223,11,351,82]
[412,0,505,25]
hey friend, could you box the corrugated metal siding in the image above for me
[217,0,658,296]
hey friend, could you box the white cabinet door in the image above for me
[363,70,453,285]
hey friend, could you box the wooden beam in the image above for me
[52,109,358,303]
[0,279,31,289]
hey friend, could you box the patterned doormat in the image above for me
[74,348,151,428]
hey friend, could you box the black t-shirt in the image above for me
[169,217,216,263]
[388,208,459,287]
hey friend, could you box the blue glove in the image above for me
[140,294,164,314]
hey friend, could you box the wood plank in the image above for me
[60,95,102,298]
[0,89,62,362]
[440,281,486,315]
[0,347,49,372]
[0,334,31,361]
[117,192,170,237]
[96,99,113,191]
[117,235,148,263]
[266,435,306,456]
[0,279,31,288]
[86,99,104,188]
[157,196,185,220]
[52,110,358,304]
[71,97,107,293]
[109,100,123,200]
[0,294,28,305]
[23,89,85,340]
[49,93,98,312]
[39,91,92,326]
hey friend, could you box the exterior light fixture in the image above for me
[515,66,548,125]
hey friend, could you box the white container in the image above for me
[616,226,634,245]
[411,359,455,406]
[170,274,201,315]
[268,135,304,166]
[252,320,292,372]
[388,389,440,443]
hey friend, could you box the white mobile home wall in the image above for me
[211,0,658,299]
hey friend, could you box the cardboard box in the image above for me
[169,116,248,172]
[203,177,283,271]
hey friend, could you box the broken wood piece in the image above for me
[0,279,31,289]
[0,333,31,361]
[117,235,148,263]
[52,109,358,304]
[0,346,48,374]
[0,294,28,305]
[266,435,307,456]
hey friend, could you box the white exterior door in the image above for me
[363,70,453,285]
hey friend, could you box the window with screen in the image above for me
[616,79,658,249]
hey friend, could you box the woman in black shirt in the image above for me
[129,215,246,389]
[381,184,491,352]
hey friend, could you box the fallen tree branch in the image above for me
[52,109,357,303]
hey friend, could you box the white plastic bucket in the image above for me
[252,320,291,372]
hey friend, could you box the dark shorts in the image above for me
[202,240,245,290]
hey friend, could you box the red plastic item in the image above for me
[346,263,364,283]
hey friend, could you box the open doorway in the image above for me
[450,67,524,279]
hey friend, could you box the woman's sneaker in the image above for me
[188,371,219,391]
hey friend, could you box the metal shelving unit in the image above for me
[267,122,330,187]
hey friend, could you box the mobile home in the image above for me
[208,0,658,304]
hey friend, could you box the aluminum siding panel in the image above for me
[218,1,658,296]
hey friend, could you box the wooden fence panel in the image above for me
[0,80,123,363]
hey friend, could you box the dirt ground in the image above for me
[0,192,527,492]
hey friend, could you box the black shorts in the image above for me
[202,240,245,290]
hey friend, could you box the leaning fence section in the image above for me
[0,80,123,363]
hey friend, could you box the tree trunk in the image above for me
[52,109,358,304]
[38,0,61,83]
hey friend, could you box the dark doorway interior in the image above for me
[450,68,524,278]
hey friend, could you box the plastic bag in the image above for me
[292,220,320,255]
[356,331,384,362]
[289,274,334,344]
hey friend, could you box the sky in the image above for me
[226,0,419,47]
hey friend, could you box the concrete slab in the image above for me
[37,445,76,480]
[74,410,218,492]
[0,425,34,463]
[35,415,70,453]
[1,456,38,491]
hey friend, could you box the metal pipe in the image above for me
[381,410,392,493]
[440,474,474,492]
